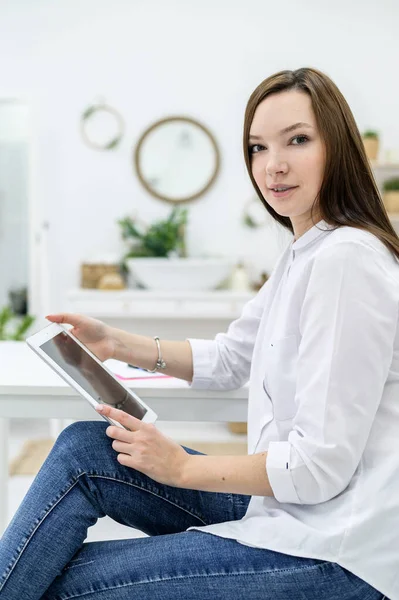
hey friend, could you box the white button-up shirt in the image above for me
[187,220,399,600]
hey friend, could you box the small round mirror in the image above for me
[134,116,220,204]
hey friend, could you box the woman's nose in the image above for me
[266,155,288,176]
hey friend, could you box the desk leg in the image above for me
[0,417,9,535]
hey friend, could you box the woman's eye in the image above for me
[249,144,264,155]
[290,135,309,145]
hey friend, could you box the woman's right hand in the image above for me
[45,313,117,362]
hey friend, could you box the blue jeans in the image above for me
[0,421,385,600]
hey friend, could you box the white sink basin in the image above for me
[125,257,233,291]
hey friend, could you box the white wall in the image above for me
[0,103,29,308]
[0,0,398,314]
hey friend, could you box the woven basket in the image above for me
[227,422,248,434]
[81,263,121,289]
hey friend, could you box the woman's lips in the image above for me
[270,186,298,198]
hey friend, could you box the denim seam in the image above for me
[64,561,95,571]
[88,474,208,525]
[0,471,208,592]
[55,562,333,600]
[0,476,83,592]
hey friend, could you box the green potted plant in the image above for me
[117,206,233,291]
[362,129,379,162]
[118,206,188,265]
[0,306,35,341]
[383,177,399,213]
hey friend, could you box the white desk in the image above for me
[0,342,248,534]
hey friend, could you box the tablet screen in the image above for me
[40,331,147,419]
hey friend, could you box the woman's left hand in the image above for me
[96,404,190,488]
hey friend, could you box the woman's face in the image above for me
[249,89,326,239]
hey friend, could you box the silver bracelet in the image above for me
[148,336,167,373]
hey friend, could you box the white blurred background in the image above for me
[1,0,398,316]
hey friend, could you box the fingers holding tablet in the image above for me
[96,404,141,432]
[97,404,189,488]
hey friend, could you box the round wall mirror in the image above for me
[134,116,220,204]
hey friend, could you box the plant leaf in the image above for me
[82,106,96,119]
[105,137,120,150]
[13,315,36,341]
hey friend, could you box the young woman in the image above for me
[1,67,397,600]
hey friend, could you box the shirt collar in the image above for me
[291,219,335,251]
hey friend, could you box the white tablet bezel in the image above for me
[26,322,158,430]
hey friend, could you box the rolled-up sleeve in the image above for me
[187,281,271,391]
[267,241,399,504]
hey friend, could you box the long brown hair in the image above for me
[243,67,399,259]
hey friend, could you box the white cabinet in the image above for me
[67,289,255,339]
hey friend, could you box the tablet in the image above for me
[26,322,158,430]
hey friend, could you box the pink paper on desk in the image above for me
[105,358,171,381]
[114,373,172,381]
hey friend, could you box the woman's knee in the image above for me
[57,420,108,443]
[53,420,112,467]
